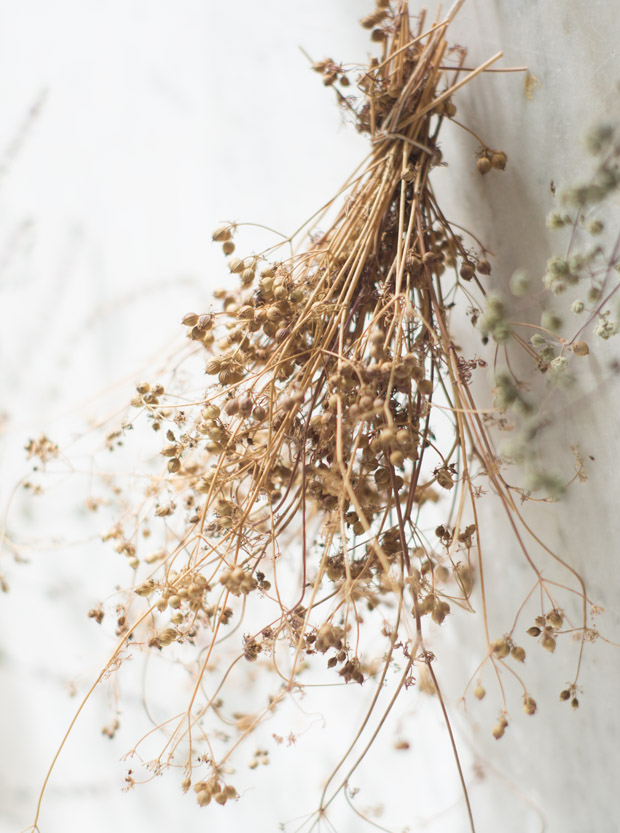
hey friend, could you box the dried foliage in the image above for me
[20,3,620,832]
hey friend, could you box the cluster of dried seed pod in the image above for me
[94,3,514,805]
[526,608,565,653]
[476,148,508,175]
[47,2,596,828]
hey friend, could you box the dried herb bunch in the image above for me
[26,2,613,832]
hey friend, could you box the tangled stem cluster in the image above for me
[25,3,613,832]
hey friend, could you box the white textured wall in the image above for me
[438,4,620,832]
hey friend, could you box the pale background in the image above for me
[1,2,619,832]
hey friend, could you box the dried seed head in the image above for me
[476,258,491,275]
[212,224,233,242]
[473,684,486,700]
[372,396,385,412]
[197,313,214,330]
[572,340,589,356]
[491,638,510,659]
[559,689,571,701]
[432,600,450,625]
[360,9,387,28]
[523,696,537,715]
[222,240,235,255]
[442,99,457,118]
[491,151,507,170]
[491,723,505,740]
[228,257,244,274]
[196,789,211,806]
[182,312,199,327]
[460,262,475,281]
[205,359,221,375]
[476,156,492,175]
[546,609,564,628]
[511,645,526,663]
[237,305,255,320]
[527,626,541,637]
[541,633,557,652]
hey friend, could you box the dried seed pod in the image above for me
[511,645,526,662]
[491,638,510,659]
[197,314,214,330]
[237,305,255,320]
[205,359,221,375]
[432,600,450,625]
[491,151,507,170]
[491,723,505,740]
[389,450,404,466]
[182,312,199,327]
[395,429,410,446]
[379,428,395,445]
[474,684,486,700]
[541,633,557,652]
[227,257,244,274]
[196,789,211,806]
[212,224,232,242]
[546,609,564,629]
[460,262,475,281]
[476,156,492,175]
[523,696,537,715]
[572,341,590,356]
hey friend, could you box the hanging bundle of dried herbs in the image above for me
[27,3,616,831]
